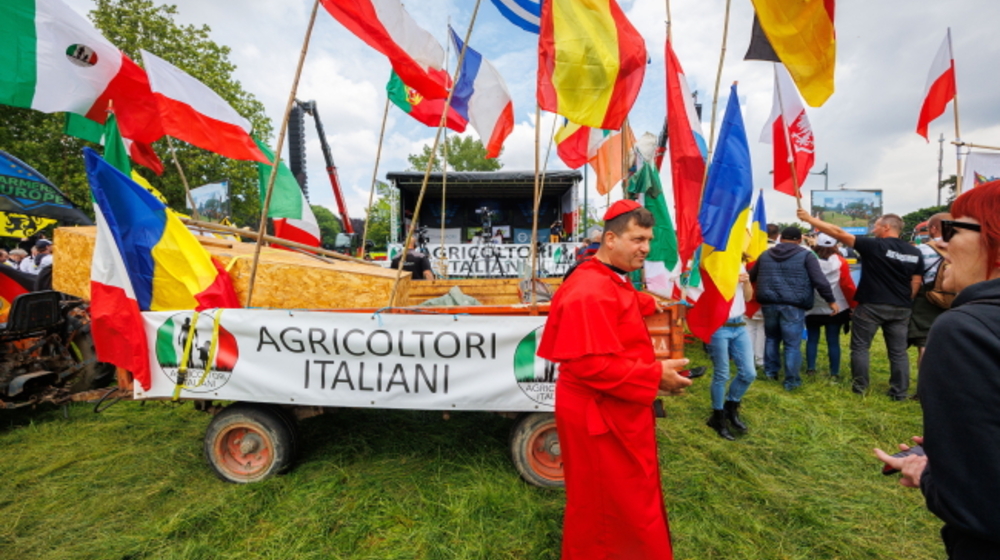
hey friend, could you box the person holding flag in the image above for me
[537,199,691,560]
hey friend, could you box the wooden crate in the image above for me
[403,277,561,306]
[52,226,410,309]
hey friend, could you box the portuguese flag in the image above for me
[387,70,468,133]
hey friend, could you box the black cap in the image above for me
[35,239,52,249]
[781,226,802,241]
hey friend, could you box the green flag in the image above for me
[628,162,681,298]
[103,113,131,175]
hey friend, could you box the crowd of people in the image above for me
[541,182,1000,559]
[0,234,54,278]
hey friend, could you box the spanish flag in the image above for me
[537,0,646,130]
[749,0,836,107]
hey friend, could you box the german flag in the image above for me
[0,265,34,322]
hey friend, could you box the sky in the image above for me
[63,0,1000,231]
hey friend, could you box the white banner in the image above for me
[963,151,1000,192]
[137,309,556,412]
[387,242,580,277]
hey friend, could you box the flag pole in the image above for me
[697,0,732,209]
[665,0,672,43]
[948,28,964,195]
[245,0,321,307]
[387,0,483,307]
[165,136,200,220]
[440,18,451,278]
[360,96,390,259]
[773,64,803,210]
[530,105,542,307]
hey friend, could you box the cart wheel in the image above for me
[510,412,564,488]
[204,403,295,483]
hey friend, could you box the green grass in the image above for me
[0,335,943,560]
[821,211,869,228]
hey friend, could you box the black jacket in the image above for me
[919,278,1000,558]
[749,243,835,309]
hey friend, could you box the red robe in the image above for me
[537,258,673,560]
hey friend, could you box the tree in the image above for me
[362,182,395,250]
[407,136,502,172]
[310,205,342,246]
[902,204,950,241]
[0,0,272,225]
[939,174,958,204]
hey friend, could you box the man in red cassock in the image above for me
[538,199,692,560]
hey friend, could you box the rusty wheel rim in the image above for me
[213,422,275,480]
[526,423,564,482]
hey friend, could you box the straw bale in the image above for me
[51,226,410,309]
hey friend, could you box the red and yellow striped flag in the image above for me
[750,0,836,107]
[537,0,646,130]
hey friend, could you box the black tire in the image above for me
[509,412,564,488]
[261,404,300,461]
[67,326,116,393]
[204,403,296,483]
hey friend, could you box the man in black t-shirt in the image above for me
[798,209,923,400]
[390,240,433,281]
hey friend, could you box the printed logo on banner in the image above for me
[513,326,557,405]
[154,312,239,393]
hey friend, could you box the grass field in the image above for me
[1,335,944,560]
[820,211,870,229]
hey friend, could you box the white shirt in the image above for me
[728,264,748,320]
[19,254,52,275]
[917,242,944,284]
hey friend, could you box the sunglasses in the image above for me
[941,220,982,242]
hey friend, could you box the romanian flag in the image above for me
[537,0,646,130]
[747,190,769,261]
[749,0,836,107]
[687,86,754,343]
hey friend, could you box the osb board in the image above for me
[52,226,410,309]
[404,278,561,307]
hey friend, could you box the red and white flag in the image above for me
[141,50,267,163]
[321,0,448,100]
[761,64,814,197]
[916,30,957,141]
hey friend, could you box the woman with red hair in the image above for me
[876,180,1000,558]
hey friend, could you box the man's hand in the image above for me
[830,302,841,315]
[796,208,814,224]
[874,437,926,488]
[659,358,693,395]
[738,271,750,284]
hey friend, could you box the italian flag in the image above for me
[254,139,321,247]
[0,0,163,144]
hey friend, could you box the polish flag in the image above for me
[761,64,815,197]
[916,30,957,141]
[448,27,515,158]
[141,50,267,163]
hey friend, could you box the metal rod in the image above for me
[245,0,322,307]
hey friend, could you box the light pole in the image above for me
[811,163,829,190]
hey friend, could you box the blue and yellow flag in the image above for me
[747,190,769,261]
[687,85,754,342]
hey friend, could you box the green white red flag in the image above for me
[254,139,321,248]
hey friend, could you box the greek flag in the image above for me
[489,0,541,34]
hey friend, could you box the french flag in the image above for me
[448,27,515,158]
[88,169,151,390]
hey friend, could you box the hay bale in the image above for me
[52,226,410,309]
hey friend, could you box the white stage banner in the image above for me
[137,309,556,412]
[388,242,580,277]
[963,151,1000,192]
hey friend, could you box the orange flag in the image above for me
[589,124,636,195]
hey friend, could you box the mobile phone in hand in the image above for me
[882,445,925,475]
[679,366,707,379]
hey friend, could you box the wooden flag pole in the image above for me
[529,105,542,307]
[696,0,733,210]
[180,218,375,265]
[387,0,483,307]
[952,141,1000,152]
[165,136,200,220]
[360,96,391,259]
[440,20,451,278]
[948,28,965,195]
[773,64,803,210]
[245,0,321,308]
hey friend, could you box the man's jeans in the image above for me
[706,324,757,410]
[850,303,912,398]
[762,304,806,390]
